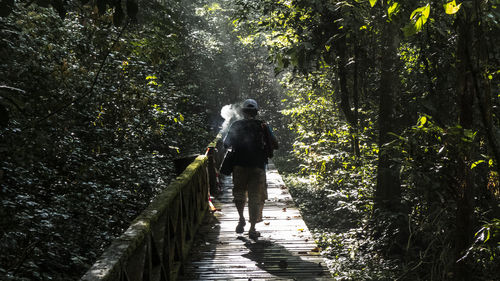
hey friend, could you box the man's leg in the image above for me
[235,199,246,233]
[247,168,266,239]
[232,166,247,233]
[235,200,245,219]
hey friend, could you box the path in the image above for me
[178,163,333,280]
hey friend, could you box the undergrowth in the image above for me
[282,174,402,280]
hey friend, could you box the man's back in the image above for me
[225,119,267,169]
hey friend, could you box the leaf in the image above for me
[421,4,431,19]
[410,4,430,33]
[369,0,377,7]
[417,116,427,128]
[438,146,445,154]
[388,2,400,19]
[471,160,485,169]
[464,129,477,141]
[207,2,221,12]
[485,228,491,242]
[410,4,430,20]
[444,0,462,15]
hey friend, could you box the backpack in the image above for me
[224,119,278,168]
[234,119,266,155]
[238,120,278,159]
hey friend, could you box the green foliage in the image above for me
[0,0,286,279]
[0,0,248,279]
[275,69,381,279]
[460,218,500,272]
[1,0,498,279]
[236,0,500,280]
[1,0,139,24]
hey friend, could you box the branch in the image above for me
[0,85,26,94]
[0,86,27,116]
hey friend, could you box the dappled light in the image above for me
[1,0,498,281]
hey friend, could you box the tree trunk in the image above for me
[375,19,401,210]
[336,34,360,157]
[454,9,475,281]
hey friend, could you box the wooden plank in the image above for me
[178,163,333,280]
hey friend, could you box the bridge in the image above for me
[81,136,332,280]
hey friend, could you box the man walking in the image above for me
[223,99,278,239]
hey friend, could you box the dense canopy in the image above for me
[0,0,498,280]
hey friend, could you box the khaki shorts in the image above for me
[232,166,266,223]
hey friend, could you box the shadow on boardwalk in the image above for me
[239,236,328,279]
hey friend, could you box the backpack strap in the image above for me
[261,122,279,158]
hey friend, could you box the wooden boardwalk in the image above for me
[178,163,333,280]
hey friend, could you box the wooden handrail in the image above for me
[81,155,210,281]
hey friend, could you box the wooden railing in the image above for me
[81,136,224,281]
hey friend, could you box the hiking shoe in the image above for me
[249,230,260,240]
[236,218,246,233]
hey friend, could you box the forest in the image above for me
[0,0,498,280]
